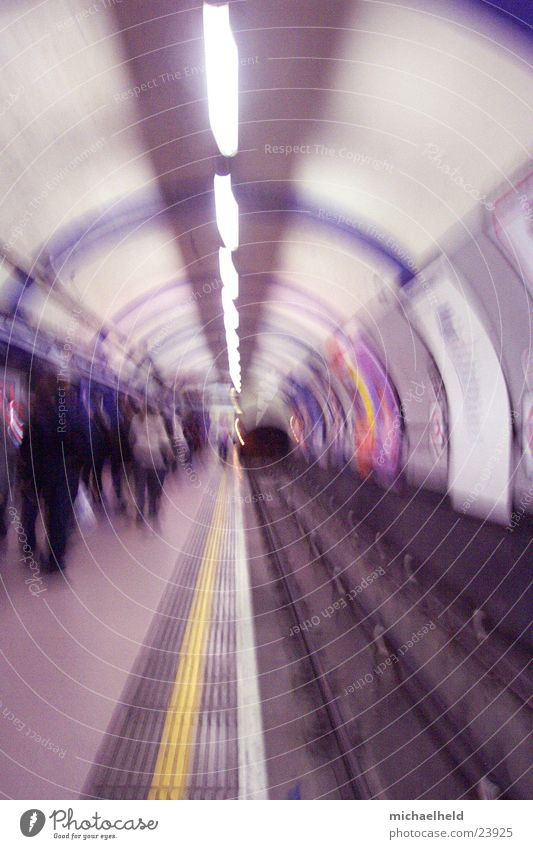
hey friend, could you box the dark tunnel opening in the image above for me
[239,425,290,466]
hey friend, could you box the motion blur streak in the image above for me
[0,0,530,803]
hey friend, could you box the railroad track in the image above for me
[247,463,531,799]
[248,467,370,799]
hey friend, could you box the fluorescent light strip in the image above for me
[224,314,238,336]
[219,248,239,299]
[203,3,238,157]
[222,286,239,326]
[203,3,240,388]
[227,346,239,360]
[228,345,240,369]
[229,351,241,387]
[226,327,239,351]
[214,173,239,251]
[224,314,239,336]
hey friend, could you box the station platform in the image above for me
[0,452,267,800]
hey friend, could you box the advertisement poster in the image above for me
[491,171,533,299]
[405,260,512,523]
[326,330,403,483]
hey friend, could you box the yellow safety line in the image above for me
[148,473,227,800]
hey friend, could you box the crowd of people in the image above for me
[0,372,210,572]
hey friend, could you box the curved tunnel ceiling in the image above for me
[0,0,531,409]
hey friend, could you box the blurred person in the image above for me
[183,412,199,459]
[160,402,177,472]
[161,402,174,444]
[19,375,88,571]
[217,420,231,463]
[103,391,130,511]
[116,395,137,510]
[172,408,189,467]
[203,409,211,446]
[18,387,39,554]
[81,392,111,508]
[0,392,19,538]
[129,403,173,524]
[117,394,135,507]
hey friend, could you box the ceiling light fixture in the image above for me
[222,286,239,327]
[203,1,241,393]
[214,173,239,251]
[218,247,239,299]
[203,2,238,157]
[226,327,240,351]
